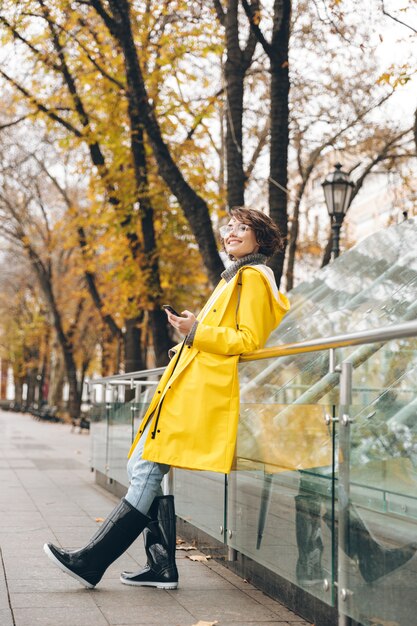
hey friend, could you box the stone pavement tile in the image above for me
[165,588,279,622]
[0,578,10,610]
[14,469,56,485]
[0,608,14,626]
[38,506,89,520]
[7,576,90,594]
[8,460,37,469]
[262,602,309,622]
[173,570,237,591]
[0,477,33,491]
[109,622,293,626]
[9,590,99,609]
[97,599,194,625]
[211,622,298,625]
[0,499,39,512]
[0,512,46,529]
[244,590,308,622]
[244,589,286,606]
[94,586,179,608]
[1,544,50,559]
[13,606,109,626]
[204,560,258,590]
[3,556,63,580]
[0,531,50,550]
[38,517,98,530]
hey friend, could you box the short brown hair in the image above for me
[223,207,284,258]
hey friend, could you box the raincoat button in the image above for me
[157,429,160,433]
[213,309,216,312]
[158,390,161,394]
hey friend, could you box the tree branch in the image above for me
[241,0,272,58]
[212,0,226,26]
[0,115,32,131]
[242,0,260,71]
[75,0,120,39]
[381,0,417,34]
[0,68,82,137]
[55,19,125,90]
[244,118,270,180]
[351,128,413,203]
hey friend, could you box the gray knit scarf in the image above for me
[221,253,268,283]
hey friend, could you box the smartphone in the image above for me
[162,304,182,317]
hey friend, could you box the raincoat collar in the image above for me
[221,253,268,283]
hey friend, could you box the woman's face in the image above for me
[223,217,259,259]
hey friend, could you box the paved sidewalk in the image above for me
[0,409,310,626]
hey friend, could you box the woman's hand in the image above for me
[165,309,196,336]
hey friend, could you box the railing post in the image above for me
[338,361,353,626]
[227,470,237,561]
[105,387,111,479]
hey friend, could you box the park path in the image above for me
[0,409,309,626]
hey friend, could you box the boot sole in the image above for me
[43,544,95,589]
[120,576,178,589]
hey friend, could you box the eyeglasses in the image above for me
[219,223,252,238]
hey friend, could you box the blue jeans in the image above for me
[125,420,171,515]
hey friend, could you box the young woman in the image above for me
[44,207,290,590]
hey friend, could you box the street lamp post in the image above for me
[322,163,355,260]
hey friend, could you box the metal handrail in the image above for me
[240,318,417,361]
[89,366,165,386]
[89,318,417,385]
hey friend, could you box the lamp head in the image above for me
[322,163,355,220]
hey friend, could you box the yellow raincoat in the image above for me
[128,265,290,473]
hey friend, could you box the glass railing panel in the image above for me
[287,219,417,328]
[229,402,336,605]
[240,349,340,436]
[239,220,417,413]
[340,355,417,626]
[107,402,133,487]
[89,403,108,475]
[173,469,226,544]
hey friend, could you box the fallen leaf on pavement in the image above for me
[95,517,105,523]
[176,544,197,551]
[191,621,219,626]
[187,554,211,562]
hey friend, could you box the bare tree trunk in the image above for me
[124,316,145,373]
[218,0,259,209]
[25,368,37,407]
[242,0,291,287]
[48,348,65,409]
[24,245,81,419]
[13,377,24,405]
[267,0,291,287]
[225,0,245,208]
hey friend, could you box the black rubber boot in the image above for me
[43,498,149,588]
[347,505,417,583]
[120,495,179,589]
[295,494,325,586]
